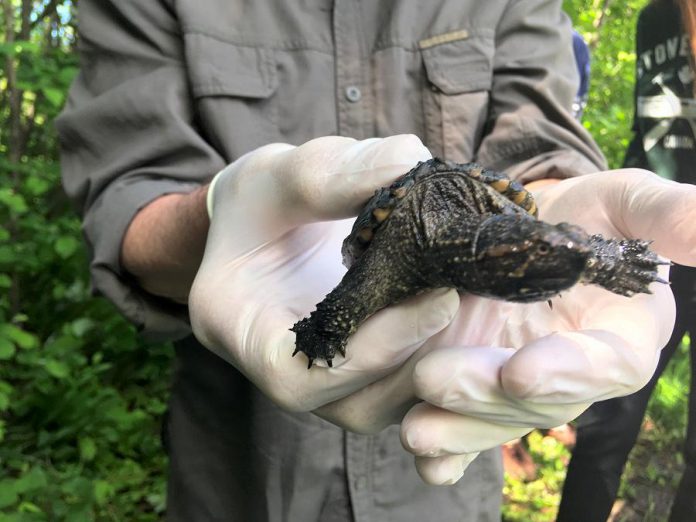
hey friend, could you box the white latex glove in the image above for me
[320,169,696,485]
[189,135,460,414]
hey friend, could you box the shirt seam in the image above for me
[181,24,335,54]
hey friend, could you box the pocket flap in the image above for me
[420,29,494,94]
[185,33,277,98]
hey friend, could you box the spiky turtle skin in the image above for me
[291,159,666,368]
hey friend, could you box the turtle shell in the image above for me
[341,158,537,268]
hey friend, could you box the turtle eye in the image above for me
[537,244,550,255]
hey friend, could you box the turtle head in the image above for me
[470,215,592,302]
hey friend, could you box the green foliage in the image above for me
[503,432,572,521]
[565,0,646,168]
[616,339,691,520]
[1,2,172,520]
[649,336,691,436]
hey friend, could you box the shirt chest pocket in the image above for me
[420,30,494,162]
[184,32,280,159]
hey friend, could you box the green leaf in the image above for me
[44,335,81,353]
[71,318,94,338]
[78,437,97,462]
[0,274,11,289]
[43,87,65,108]
[14,468,48,494]
[54,236,80,259]
[61,476,93,502]
[0,324,39,349]
[0,40,39,56]
[58,66,79,85]
[17,501,42,514]
[0,338,16,360]
[0,481,18,509]
[24,175,52,196]
[0,189,28,214]
[43,359,70,379]
[0,245,17,264]
[93,480,114,506]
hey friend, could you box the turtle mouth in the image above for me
[504,276,579,302]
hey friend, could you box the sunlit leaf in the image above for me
[43,359,70,379]
[54,235,80,259]
[0,324,39,349]
[71,318,94,337]
[78,437,97,462]
[0,189,28,214]
[43,87,66,108]
[93,480,115,506]
[0,338,16,360]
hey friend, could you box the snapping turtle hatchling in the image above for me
[291,158,666,368]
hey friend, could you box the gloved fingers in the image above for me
[609,169,696,266]
[536,169,696,265]
[246,287,460,412]
[412,345,590,426]
[332,287,460,371]
[501,284,674,404]
[313,366,419,434]
[401,402,533,457]
[414,453,481,486]
[275,134,433,223]
[207,135,432,258]
[313,305,453,434]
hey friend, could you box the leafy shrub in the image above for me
[1,3,172,520]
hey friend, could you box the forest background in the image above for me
[0,0,689,520]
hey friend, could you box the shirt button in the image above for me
[345,85,362,103]
[354,476,367,490]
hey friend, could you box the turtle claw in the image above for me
[290,316,346,370]
[583,235,668,296]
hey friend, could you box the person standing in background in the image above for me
[572,29,591,120]
[558,1,696,520]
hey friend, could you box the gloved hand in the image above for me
[319,169,696,485]
[189,135,459,414]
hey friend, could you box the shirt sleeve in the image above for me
[56,0,226,339]
[475,0,607,182]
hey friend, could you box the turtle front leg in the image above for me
[581,235,669,296]
[292,241,424,368]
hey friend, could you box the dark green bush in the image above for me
[1,3,172,520]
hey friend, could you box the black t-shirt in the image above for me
[624,0,696,183]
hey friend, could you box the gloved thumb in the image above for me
[277,134,433,222]
[208,135,432,226]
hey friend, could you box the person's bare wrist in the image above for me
[121,185,210,303]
